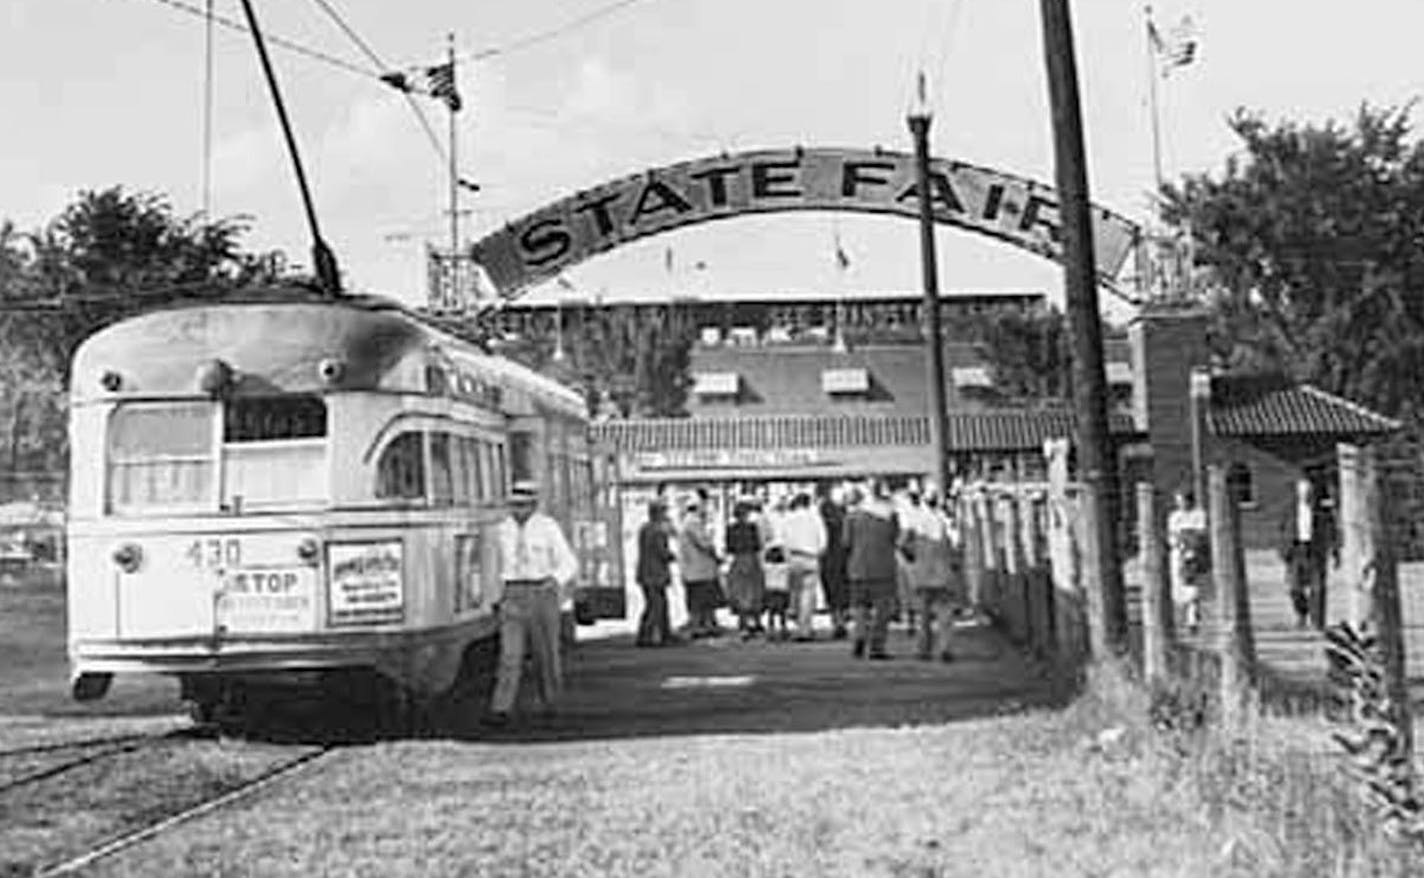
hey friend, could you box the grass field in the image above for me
[6,565,1422,875]
[0,574,180,720]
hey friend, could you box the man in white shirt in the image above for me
[485,479,579,726]
[781,492,828,641]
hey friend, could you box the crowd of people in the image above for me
[634,478,969,661]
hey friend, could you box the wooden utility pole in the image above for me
[1037,0,1127,656]
[1208,464,1255,726]
[907,74,952,499]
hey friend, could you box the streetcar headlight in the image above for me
[196,358,234,397]
[99,370,123,392]
[317,357,346,384]
[112,543,144,573]
[296,537,321,565]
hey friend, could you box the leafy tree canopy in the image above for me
[0,186,286,482]
[1162,104,1424,420]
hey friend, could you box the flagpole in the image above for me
[1145,5,1165,197]
[447,32,460,303]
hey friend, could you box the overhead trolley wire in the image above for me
[302,0,452,168]
[139,0,378,79]
[454,0,658,64]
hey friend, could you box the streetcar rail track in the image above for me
[0,726,218,796]
[0,731,153,760]
[33,745,338,877]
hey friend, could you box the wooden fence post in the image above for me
[1338,443,1367,627]
[1208,464,1255,726]
[1021,488,1047,657]
[961,491,985,612]
[980,487,1001,621]
[1045,438,1084,664]
[1004,490,1026,644]
[1340,442,1412,758]
[1137,480,1173,684]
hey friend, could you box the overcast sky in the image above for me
[4,0,1423,313]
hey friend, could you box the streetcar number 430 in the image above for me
[186,537,241,570]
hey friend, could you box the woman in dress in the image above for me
[724,500,765,639]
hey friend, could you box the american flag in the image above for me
[1148,14,1198,75]
[380,61,463,112]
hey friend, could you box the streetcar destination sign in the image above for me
[467,147,1141,300]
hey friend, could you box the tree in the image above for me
[972,305,1074,405]
[0,187,287,489]
[1161,105,1424,421]
[490,302,695,419]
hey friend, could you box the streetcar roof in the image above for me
[70,289,585,417]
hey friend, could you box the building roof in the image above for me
[593,409,1140,454]
[1208,374,1401,438]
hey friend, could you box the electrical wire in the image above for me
[302,0,450,166]
[138,0,379,79]
[136,0,725,161]
[455,0,658,64]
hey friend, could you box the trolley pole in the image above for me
[907,75,952,499]
[1038,0,1128,656]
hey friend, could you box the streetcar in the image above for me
[65,287,624,727]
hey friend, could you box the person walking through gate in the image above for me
[635,498,677,647]
[904,486,961,662]
[843,479,901,660]
[485,480,578,727]
[1166,487,1208,635]
[1279,476,1338,629]
[678,497,723,638]
[819,482,851,639]
[781,492,828,641]
[724,499,766,639]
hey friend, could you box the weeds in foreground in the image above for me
[1083,658,1421,876]
[1325,621,1424,846]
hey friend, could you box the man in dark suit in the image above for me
[635,499,677,646]
[819,482,851,640]
[843,479,901,660]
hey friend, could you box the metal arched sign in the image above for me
[469,147,1140,301]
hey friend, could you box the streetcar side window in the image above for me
[468,438,485,501]
[375,432,425,500]
[451,435,473,504]
[430,432,454,506]
[106,402,216,512]
[493,443,508,498]
[508,431,535,485]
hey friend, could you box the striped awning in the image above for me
[592,410,1140,454]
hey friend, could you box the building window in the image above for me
[1227,462,1255,507]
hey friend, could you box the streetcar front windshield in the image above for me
[106,396,329,514]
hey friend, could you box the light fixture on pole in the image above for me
[906,72,952,499]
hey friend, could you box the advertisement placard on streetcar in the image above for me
[328,542,404,625]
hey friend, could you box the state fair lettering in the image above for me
[470,147,1140,302]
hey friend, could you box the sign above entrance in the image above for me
[467,147,1141,301]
